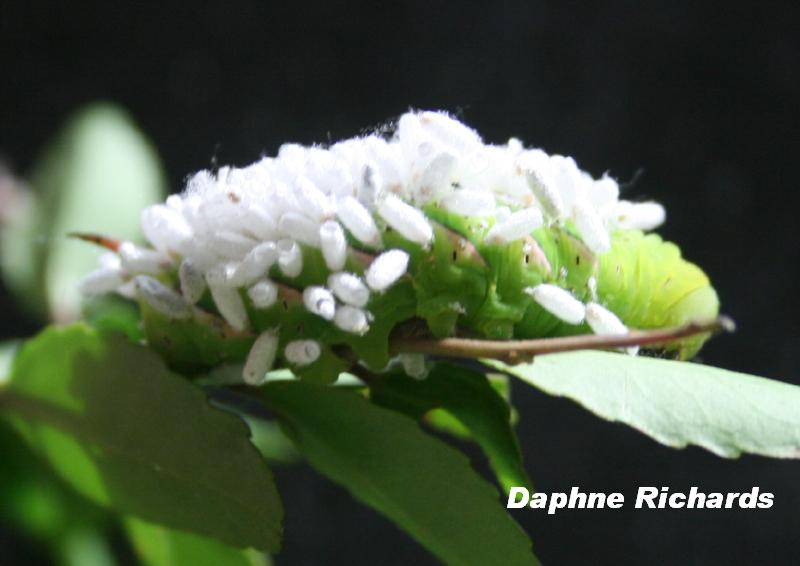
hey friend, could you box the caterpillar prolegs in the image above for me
[78,110,721,383]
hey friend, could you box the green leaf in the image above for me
[0,420,108,542]
[125,517,270,566]
[1,324,283,551]
[0,340,20,383]
[56,527,118,566]
[0,418,119,566]
[370,363,531,493]
[243,416,301,465]
[261,381,538,566]
[489,351,800,458]
[1,102,165,321]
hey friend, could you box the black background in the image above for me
[1,1,799,564]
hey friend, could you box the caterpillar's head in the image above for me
[668,285,720,359]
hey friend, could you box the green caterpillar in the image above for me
[131,213,716,379]
[79,110,719,384]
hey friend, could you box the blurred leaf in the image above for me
[0,420,107,541]
[0,173,39,310]
[425,407,471,438]
[262,381,538,566]
[370,363,530,493]
[125,517,270,566]
[0,339,20,383]
[1,324,283,551]
[1,102,165,321]
[489,351,800,458]
[244,416,301,465]
[0,419,115,566]
[56,527,117,566]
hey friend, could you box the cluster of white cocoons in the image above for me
[81,110,663,382]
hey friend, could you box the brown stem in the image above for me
[389,316,734,364]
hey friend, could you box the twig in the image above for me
[389,316,734,364]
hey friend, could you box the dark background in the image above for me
[1,1,799,564]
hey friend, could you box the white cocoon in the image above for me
[333,305,370,334]
[440,189,495,216]
[365,249,409,291]
[336,195,382,247]
[284,340,322,366]
[179,259,206,304]
[485,207,544,244]
[279,212,320,247]
[134,275,193,320]
[141,205,193,255]
[242,330,279,385]
[79,268,125,296]
[248,279,279,309]
[206,273,249,331]
[319,220,347,271]
[327,272,370,307]
[527,283,586,325]
[302,286,336,320]
[277,239,303,277]
[377,193,433,246]
[572,201,610,253]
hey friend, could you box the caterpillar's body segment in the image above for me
[80,110,720,381]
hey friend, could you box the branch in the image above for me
[389,316,734,364]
